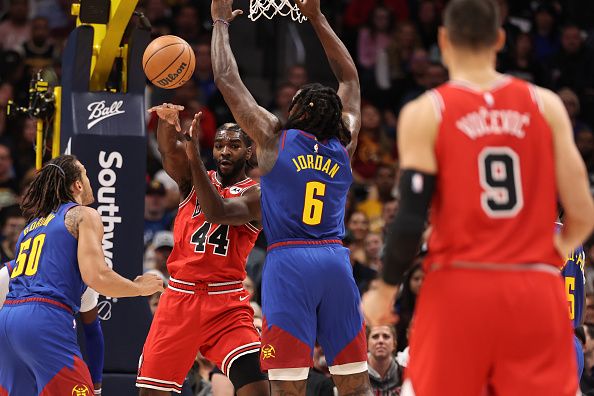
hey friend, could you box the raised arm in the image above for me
[150,104,192,198]
[183,113,261,226]
[70,206,164,298]
[210,0,282,150]
[296,0,361,157]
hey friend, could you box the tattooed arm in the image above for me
[296,0,361,158]
[67,206,164,298]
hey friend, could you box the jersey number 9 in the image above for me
[302,182,326,226]
[11,234,47,278]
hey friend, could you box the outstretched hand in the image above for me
[295,0,322,20]
[361,280,399,326]
[148,103,184,132]
[211,0,243,23]
[184,112,203,161]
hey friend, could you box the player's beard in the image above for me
[217,157,246,185]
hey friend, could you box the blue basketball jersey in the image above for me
[561,245,585,328]
[7,202,85,313]
[260,129,352,245]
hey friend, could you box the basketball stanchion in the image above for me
[59,1,153,394]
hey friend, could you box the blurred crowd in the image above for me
[2,0,594,394]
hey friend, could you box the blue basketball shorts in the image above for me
[0,301,93,396]
[260,242,367,377]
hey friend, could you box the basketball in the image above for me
[143,35,195,89]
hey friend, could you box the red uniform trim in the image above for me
[280,130,288,151]
[136,378,182,391]
[168,278,244,294]
[298,130,317,140]
[4,297,73,314]
[267,239,343,251]
[5,261,13,274]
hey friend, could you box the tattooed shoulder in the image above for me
[65,206,85,239]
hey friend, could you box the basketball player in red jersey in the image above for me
[137,104,269,395]
[362,0,594,395]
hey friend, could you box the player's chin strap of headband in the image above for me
[382,169,435,285]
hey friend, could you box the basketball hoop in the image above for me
[248,0,307,23]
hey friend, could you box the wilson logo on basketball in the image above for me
[156,62,188,87]
[87,100,125,129]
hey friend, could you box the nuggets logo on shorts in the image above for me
[261,344,276,359]
[72,384,90,396]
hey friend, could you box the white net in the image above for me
[249,0,307,23]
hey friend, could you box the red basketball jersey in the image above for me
[425,76,562,269]
[167,171,260,281]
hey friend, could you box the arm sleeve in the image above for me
[82,317,104,385]
[382,170,435,285]
[80,287,99,313]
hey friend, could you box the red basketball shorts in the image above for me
[402,266,577,396]
[136,277,261,394]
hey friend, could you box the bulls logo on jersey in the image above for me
[230,186,242,195]
[192,201,202,218]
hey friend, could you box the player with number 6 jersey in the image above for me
[137,107,269,396]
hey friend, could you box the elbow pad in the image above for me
[382,170,435,285]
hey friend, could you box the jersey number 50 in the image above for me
[11,234,46,278]
[302,182,326,226]
[478,147,524,218]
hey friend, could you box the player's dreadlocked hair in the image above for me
[286,83,351,146]
[21,155,82,221]
[217,123,252,147]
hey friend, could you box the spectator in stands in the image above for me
[0,0,31,53]
[357,164,396,233]
[586,294,594,324]
[367,325,403,395]
[151,230,174,278]
[531,4,560,62]
[143,0,171,23]
[173,5,201,45]
[343,0,409,30]
[381,199,399,239]
[415,0,440,51]
[395,263,424,352]
[499,32,547,86]
[144,180,174,246]
[194,41,216,103]
[558,87,589,136]
[384,21,423,82]
[550,24,594,96]
[0,82,13,137]
[0,143,19,209]
[22,17,58,74]
[581,324,594,393]
[286,64,309,88]
[271,83,298,125]
[363,232,383,272]
[496,0,520,59]
[346,211,370,264]
[357,5,394,82]
[575,128,594,193]
[0,205,25,263]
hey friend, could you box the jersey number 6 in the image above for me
[302,181,326,226]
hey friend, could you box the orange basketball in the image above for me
[143,35,195,89]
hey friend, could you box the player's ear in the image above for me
[71,179,83,195]
[246,145,253,161]
[494,28,506,52]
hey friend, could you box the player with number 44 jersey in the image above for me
[137,107,269,396]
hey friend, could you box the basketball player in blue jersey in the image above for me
[0,155,164,396]
[211,0,371,394]
[557,222,587,379]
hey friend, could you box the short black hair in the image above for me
[0,205,23,228]
[216,123,252,147]
[443,0,500,49]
